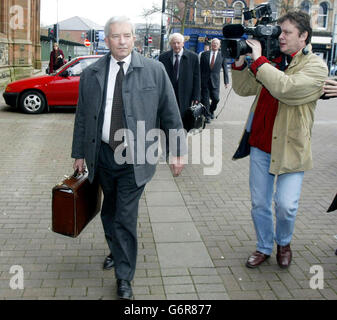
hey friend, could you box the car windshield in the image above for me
[49,57,99,76]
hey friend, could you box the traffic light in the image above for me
[94,30,99,43]
[48,27,56,41]
[144,35,148,46]
[53,24,58,41]
[48,27,53,40]
[86,29,94,42]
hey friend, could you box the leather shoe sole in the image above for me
[103,254,114,270]
[246,251,270,268]
[117,279,133,300]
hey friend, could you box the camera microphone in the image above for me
[222,24,245,38]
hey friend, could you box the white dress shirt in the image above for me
[101,54,131,144]
[173,48,183,64]
[209,50,218,65]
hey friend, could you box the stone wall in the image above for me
[0,0,41,90]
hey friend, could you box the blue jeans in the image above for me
[249,147,304,255]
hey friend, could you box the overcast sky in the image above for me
[40,0,162,26]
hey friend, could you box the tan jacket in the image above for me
[232,45,328,175]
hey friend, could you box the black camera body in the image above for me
[222,3,281,60]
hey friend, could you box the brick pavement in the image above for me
[0,72,336,300]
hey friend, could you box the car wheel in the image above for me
[19,91,46,114]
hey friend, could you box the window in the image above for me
[67,59,98,76]
[64,61,82,76]
[300,1,311,14]
[317,2,328,28]
[233,1,244,24]
[214,0,226,10]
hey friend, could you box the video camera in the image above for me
[222,3,281,60]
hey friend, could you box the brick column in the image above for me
[0,0,41,90]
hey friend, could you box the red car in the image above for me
[3,55,102,114]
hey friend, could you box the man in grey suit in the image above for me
[159,33,200,130]
[72,16,186,300]
[200,38,229,122]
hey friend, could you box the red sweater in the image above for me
[248,52,298,154]
[248,56,279,154]
[232,56,279,154]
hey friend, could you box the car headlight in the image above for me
[5,85,12,92]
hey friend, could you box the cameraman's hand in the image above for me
[323,79,337,97]
[235,55,246,67]
[246,39,262,61]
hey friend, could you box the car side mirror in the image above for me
[61,69,71,77]
[61,70,68,77]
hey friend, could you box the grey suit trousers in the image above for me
[97,142,145,281]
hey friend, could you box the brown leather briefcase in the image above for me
[52,170,102,237]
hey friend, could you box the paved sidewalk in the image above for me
[0,75,336,300]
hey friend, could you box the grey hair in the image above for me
[211,38,220,44]
[169,33,184,43]
[104,16,135,37]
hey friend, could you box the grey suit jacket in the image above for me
[71,51,186,186]
[200,50,229,89]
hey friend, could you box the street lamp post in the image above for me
[330,13,337,75]
[56,0,59,43]
[160,0,166,54]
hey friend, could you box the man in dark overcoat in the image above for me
[159,33,200,130]
[72,16,186,300]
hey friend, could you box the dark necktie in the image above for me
[109,61,125,151]
[173,54,179,81]
[210,51,215,69]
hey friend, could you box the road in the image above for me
[0,71,336,300]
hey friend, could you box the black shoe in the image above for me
[205,117,211,124]
[103,253,114,270]
[117,279,133,300]
[210,113,214,119]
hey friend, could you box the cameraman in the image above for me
[231,10,328,269]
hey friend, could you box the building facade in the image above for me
[167,0,336,63]
[0,0,41,89]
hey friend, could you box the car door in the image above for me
[46,59,83,106]
[46,58,98,106]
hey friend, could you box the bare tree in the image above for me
[141,8,155,38]
[142,0,195,35]
[139,7,163,54]
[270,0,296,17]
[175,0,193,34]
